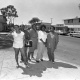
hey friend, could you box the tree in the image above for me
[0,5,18,24]
[28,17,40,25]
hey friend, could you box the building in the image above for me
[0,15,7,32]
[54,24,64,30]
[64,17,80,32]
[53,24,68,35]
[41,22,51,31]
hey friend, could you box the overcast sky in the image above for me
[0,0,80,25]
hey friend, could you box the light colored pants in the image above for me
[36,42,45,60]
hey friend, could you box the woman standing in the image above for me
[9,25,29,68]
[47,26,59,63]
[28,25,38,61]
[36,25,47,63]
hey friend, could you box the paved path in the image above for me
[0,48,80,80]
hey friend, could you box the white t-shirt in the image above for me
[12,31,24,48]
[38,30,47,42]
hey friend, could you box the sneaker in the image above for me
[49,60,52,61]
[28,58,31,61]
[36,60,40,63]
[40,59,43,61]
[20,60,24,63]
[31,57,35,60]
[16,65,20,68]
[52,61,55,63]
[26,65,29,68]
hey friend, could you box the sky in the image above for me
[0,0,80,25]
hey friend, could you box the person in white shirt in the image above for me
[9,25,29,68]
[36,25,47,63]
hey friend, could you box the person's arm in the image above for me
[54,33,59,49]
[25,30,31,40]
[40,32,47,44]
[55,33,59,45]
[23,33,26,46]
[27,32,31,40]
[40,38,45,43]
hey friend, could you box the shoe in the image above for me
[20,60,24,63]
[31,57,35,60]
[49,60,51,62]
[36,60,40,63]
[26,65,29,68]
[52,61,55,63]
[16,65,20,68]
[28,58,31,61]
[40,59,43,61]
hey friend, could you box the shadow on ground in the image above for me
[19,60,77,77]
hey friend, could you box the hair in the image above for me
[32,24,36,29]
[14,25,19,28]
[40,25,46,30]
[51,26,55,30]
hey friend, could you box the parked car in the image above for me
[55,30,68,35]
[68,31,80,37]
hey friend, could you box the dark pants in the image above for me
[14,47,27,66]
[47,48,54,62]
[21,47,28,63]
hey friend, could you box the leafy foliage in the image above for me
[29,17,40,24]
[0,5,18,24]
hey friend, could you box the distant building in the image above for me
[0,15,7,32]
[64,17,80,32]
[41,22,51,31]
[52,24,69,35]
[54,24,64,30]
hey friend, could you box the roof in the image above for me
[53,24,65,27]
[41,22,51,25]
[64,17,80,21]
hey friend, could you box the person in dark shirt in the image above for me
[46,26,59,63]
[28,25,38,61]
[20,28,30,63]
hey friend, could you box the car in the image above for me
[68,31,80,37]
[55,30,68,35]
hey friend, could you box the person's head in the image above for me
[50,26,55,33]
[14,25,20,32]
[36,25,40,31]
[11,27,14,31]
[32,24,36,31]
[40,25,46,31]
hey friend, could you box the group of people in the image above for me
[8,24,59,68]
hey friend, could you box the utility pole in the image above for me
[51,18,53,24]
[79,4,80,10]
[40,20,43,23]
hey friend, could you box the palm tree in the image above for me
[0,5,18,24]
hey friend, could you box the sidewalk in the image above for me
[0,48,80,80]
